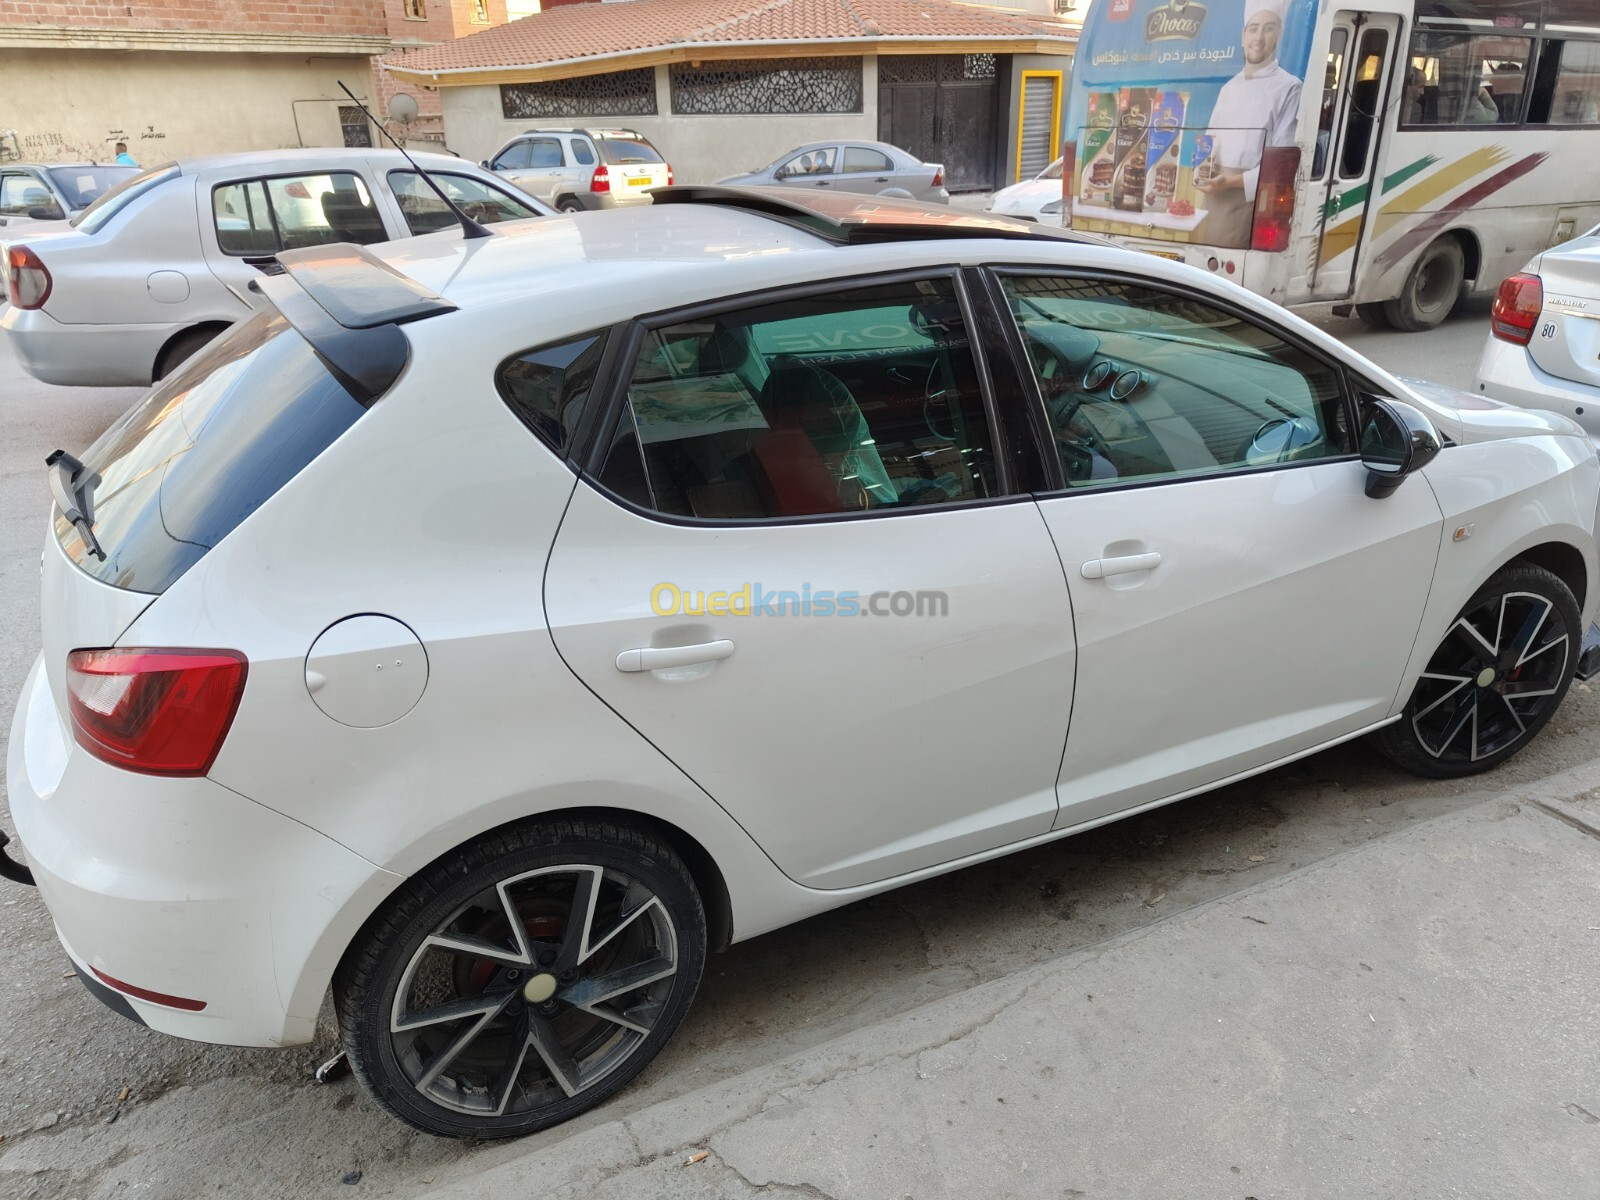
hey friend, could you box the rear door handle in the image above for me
[616,640,736,673]
[1081,552,1162,579]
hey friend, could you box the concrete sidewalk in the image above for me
[421,764,1600,1200]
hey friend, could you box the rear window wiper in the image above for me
[46,449,105,561]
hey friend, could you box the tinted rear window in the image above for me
[598,138,663,164]
[72,164,178,234]
[56,313,366,593]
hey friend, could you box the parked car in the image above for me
[986,156,1064,224]
[7,187,1599,1142]
[483,128,671,212]
[716,140,948,203]
[0,162,139,230]
[1475,223,1600,443]
[0,148,551,386]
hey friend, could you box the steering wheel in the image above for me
[1056,412,1113,484]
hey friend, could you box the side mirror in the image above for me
[480,160,491,170]
[773,167,788,180]
[27,204,65,221]
[1360,397,1441,498]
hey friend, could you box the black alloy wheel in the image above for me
[336,819,706,1138]
[1375,564,1578,778]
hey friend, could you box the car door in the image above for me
[489,138,538,194]
[542,271,1076,890]
[837,146,898,195]
[517,137,569,203]
[988,270,1443,828]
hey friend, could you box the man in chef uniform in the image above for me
[1194,0,1302,247]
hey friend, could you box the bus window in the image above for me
[1541,40,1600,124]
[1311,29,1348,181]
[1338,28,1389,180]
[1403,31,1531,125]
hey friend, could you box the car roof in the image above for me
[5,162,124,170]
[511,128,646,139]
[173,147,470,178]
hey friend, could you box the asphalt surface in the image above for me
[1,291,1592,1199]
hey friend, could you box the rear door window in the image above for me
[212,172,387,255]
[56,312,369,594]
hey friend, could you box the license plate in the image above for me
[627,176,651,188]
[1142,249,1183,261]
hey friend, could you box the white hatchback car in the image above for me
[6,188,1600,1140]
[986,156,1065,224]
[0,148,549,387]
[1475,225,1600,444]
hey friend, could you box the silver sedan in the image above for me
[716,140,948,203]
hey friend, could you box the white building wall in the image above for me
[440,59,880,185]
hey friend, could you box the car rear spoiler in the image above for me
[256,243,457,405]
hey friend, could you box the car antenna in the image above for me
[337,80,490,239]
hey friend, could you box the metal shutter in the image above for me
[1019,75,1060,181]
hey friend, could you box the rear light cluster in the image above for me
[5,244,51,309]
[66,648,247,777]
[667,163,675,186]
[1250,145,1300,254]
[590,166,610,193]
[931,166,944,189]
[1491,272,1543,345]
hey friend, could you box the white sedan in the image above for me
[6,186,1598,1141]
[986,156,1065,224]
[0,148,549,387]
[1476,224,1600,444]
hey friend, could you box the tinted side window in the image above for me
[494,141,532,170]
[597,278,1001,520]
[570,138,596,165]
[498,332,606,456]
[843,147,893,173]
[528,138,564,167]
[389,170,539,235]
[213,179,277,255]
[999,275,1351,490]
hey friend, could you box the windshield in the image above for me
[46,165,140,210]
[599,138,664,165]
[1038,157,1064,181]
[72,164,179,234]
[56,312,368,593]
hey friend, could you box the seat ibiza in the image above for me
[6,187,1598,1139]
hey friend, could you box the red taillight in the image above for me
[91,967,207,1012]
[66,648,248,777]
[931,166,944,189]
[1250,145,1300,254]
[283,181,312,199]
[6,244,52,309]
[590,165,611,193]
[666,163,674,186]
[1491,272,1543,344]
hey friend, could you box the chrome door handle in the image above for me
[1081,552,1162,580]
[615,640,736,673]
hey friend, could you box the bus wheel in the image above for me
[1383,238,1465,332]
[1355,303,1389,330]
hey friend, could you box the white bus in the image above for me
[1062,0,1600,330]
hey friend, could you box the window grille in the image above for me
[669,57,863,114]
[500,69,658,118]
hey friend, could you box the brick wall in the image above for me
[372,0,512,151]
[0,1,388,35]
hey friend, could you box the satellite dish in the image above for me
[387,93,419,125]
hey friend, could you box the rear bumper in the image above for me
[6,653,400,1046]
[0,304,180,387]
[1475,335,1600,445]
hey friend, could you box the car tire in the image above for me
[334,817,706,1139]
[1354,302,1390,330]
[557,198,584,214]
[1381,237,1465,332]
[154,327,220,381]
[1373,564,1579,779]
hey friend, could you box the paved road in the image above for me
[0,294,1587,1199]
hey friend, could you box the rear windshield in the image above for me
[598,138,664,165]
[72,164,179,234]
[47,165,139,210]
[56,312,367,593]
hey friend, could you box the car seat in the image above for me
[754,358,896,512]
[320,189,387,245]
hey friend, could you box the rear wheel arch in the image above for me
[154,321,229,381]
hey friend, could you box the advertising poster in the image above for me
[1065,0,1317,248]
